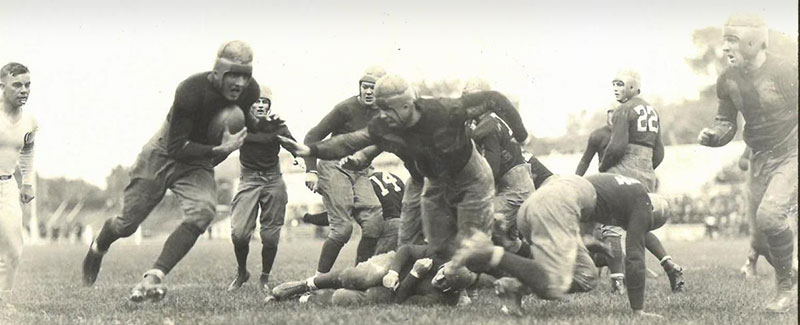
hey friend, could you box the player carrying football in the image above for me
[697,13,798,313]
[82,40,255,302]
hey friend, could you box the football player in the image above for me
[596,69,684,295]
[303,170,405,256]
[697,13,798,312]
[302,66,386,277]
[575,109,614,176]
[0,62,37,310]
[464,78,535,258]
[452,160,675,318]
[82,41,254,301]
[279,74,529,261]
[226,85,300,295]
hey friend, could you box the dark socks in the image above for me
[767,228,795,290]
[95,219,121,252]
[233,240,250,272]
[313,270,343,289]
[152,223,203,274]
[317,240,345,273]
[261,245,278,275]
[355,237,379,265]
[645,232,668,261]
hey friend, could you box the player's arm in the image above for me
[652,129,665,169]
[623,209,651,312]
[303,105,347,172]
[576,134,599,176]
[166,85,216,160]
[339,145,383,170]
[395,258,434,302]
[738,147,751,171]
[599,110,630,172]
[18,120,37,203]
[308,127,374,160]
[698,75,738,147]
[461,91,528,143]
[473,123,503,180]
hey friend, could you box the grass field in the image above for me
[2,236,797,324]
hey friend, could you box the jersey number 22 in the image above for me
[634,105,659,133]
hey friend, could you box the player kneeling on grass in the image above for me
[451,159,676,318]
[271,244,476,306]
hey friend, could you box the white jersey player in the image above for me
[0,62,37,309]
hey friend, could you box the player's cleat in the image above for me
[666,265,686,292]
[764,290,796,313]
[611,277,626,295]
[263,294,277,303]
[271,280,310,300]
[494,277,524,317]
[130,271,168,303]
[740,259,758,279]
[227,270,250,291]
[82,240,105,286]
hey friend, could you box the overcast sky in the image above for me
[1,0,797,188]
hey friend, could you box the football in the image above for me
[208,104,246,144]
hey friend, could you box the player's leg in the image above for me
[644,232,684,292]
[315,161,355,274]
[399,177,425,246]
[83,146,168,286]
[340,251,395,290]
[227,171,262,291]
[492,164,534,257]
[272,269,345,300]
[421,178,457,257]
[352,171,384,264]
[452,148,495,252]
[600,224,626,294]
[754,150,798,312]
[374,218,401,255]
[0,179,24,304]
[256,173,288,292]
[129,165,217,302]
[568,243,599,294]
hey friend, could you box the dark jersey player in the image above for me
[280,74,529,260]
[303,171,405,255]
[82,40,257,302]
[697,13,798,313]
[303,66,386,278]
[575,109,613,176]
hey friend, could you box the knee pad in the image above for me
[329,223,353,245]
[110,217,139,238]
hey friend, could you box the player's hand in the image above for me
[277,135,312,157]
[633,310,664,319]
[582,235,614,260]
[338,152,368,170]
[697,128,716,146]
[19,184,34,204]
[219,126,248,154]
[452,231,497,272]
[382,270,399,290]
[305,172,319,193]
[266,111,283,123]
[412,258,434,276]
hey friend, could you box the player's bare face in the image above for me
[722,35,744,67]
[1,73,31,108]
[220,72,250,101]
[250,97,270,119]
[612,80,628,102]
[359,82,376,105]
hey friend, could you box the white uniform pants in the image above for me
[0,176,23,297]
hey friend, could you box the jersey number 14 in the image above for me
[370,174,401,197]
[634,105,659,133]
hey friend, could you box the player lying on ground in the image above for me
[270,244,477,306]
[451,160,677,318]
